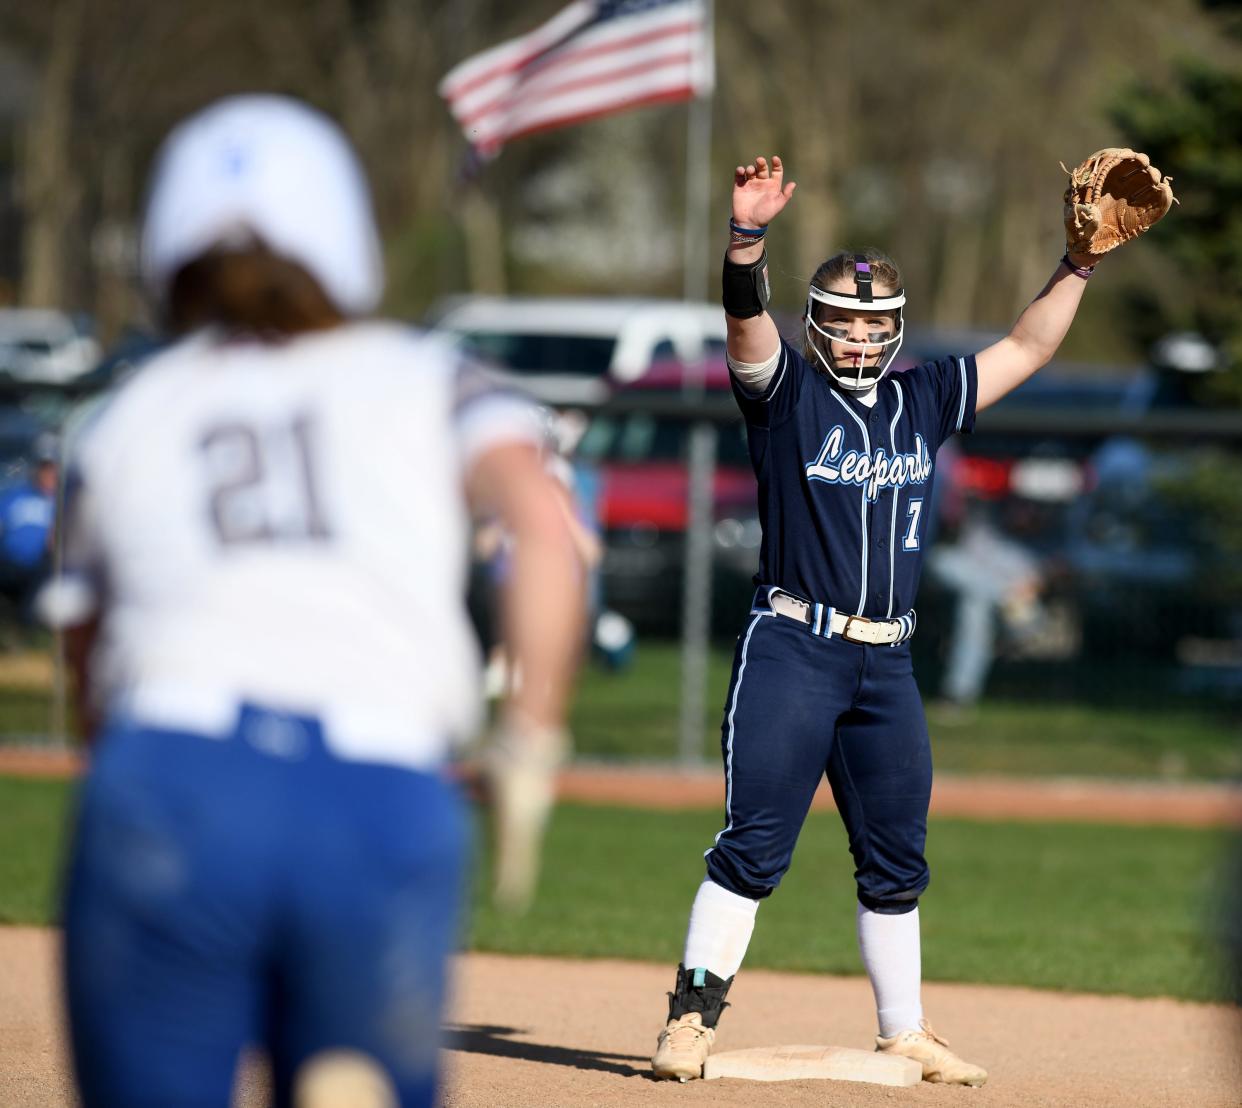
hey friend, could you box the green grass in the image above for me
[477,804,1236,1003]
[0,687,62,739]
[1,775,1232,1001]
[3,643,1239,779]
[0,775,73,925]
[572,644,1242,779]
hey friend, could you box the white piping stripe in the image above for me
[829,390,870,613]
[707,611,771,858]
[956,356,968,432]
[759,344,788,402]
[886,380,904,618]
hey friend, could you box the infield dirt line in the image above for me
[2,745,1240,828]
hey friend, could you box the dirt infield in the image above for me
[5,749,1240,1104]
[3,927,1238,1108]
[4,744,1241,827]
[555,763,1242,828]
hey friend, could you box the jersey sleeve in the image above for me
[729,338,807,429]
[922,353,978,445]
[452,355,544,470]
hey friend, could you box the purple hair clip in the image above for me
[853,254,875,301]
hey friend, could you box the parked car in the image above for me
[0,403,52,481]
[895,329,1242,700]
[426,296,727,404]
[0,309,100,386]
[67,331,165,394]
[574,355,760,634]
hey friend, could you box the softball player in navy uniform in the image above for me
[43,96,582,1108]
[650,154,1110,1085]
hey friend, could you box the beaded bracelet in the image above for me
[1061,252,1096,280]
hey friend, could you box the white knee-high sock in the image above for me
[856,902,924,1038]
[682,878,759,980]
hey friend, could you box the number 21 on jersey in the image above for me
[200,414,332,545]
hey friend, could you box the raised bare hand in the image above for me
[732,155,797,229]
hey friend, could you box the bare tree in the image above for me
[17,0,84,309]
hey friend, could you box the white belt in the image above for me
[768,590,916,646]
[107,683,446,771]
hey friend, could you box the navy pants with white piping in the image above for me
[705,609,932,913]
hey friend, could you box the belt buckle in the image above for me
[842,614,872,644]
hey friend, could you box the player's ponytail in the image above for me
[166,239,344,337]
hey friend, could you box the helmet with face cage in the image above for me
[804,254,905,391]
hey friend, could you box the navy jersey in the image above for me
[732,340,977,619]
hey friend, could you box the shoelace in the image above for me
[665,1017,708,1049]
[918,1019,950,1048]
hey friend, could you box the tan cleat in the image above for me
[875,1019,988,1087]
[652,1012,716,1081]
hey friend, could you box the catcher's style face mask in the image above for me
[804,256,905,392]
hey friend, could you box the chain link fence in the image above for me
[2,381,1239,765]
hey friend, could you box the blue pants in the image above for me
[705,609,932,913]
[63,705,468,1108]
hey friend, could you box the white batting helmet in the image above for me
[141,94,384,316]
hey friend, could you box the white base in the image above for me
[703,1044,922,1086]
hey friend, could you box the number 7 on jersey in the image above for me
[903,498,923,551]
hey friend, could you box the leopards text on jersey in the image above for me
[732,339,977,619]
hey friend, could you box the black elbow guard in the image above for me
[722,250,770,319]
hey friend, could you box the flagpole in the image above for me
[681,0,714,305]
[677,0,716,767]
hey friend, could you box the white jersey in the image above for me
[43,321,540,770]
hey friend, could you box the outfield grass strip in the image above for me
[3,779,1234,1003]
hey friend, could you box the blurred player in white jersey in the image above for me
[41,95,583,1108]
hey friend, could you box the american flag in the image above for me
[439,0,713,159]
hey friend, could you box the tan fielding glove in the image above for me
[1062,147,1176,258]
[482,712,570,914]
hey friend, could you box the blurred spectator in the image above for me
[927,501,1047,709]
[0,432,58,640]
[480,409,607,699]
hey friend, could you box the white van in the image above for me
[426,296,727,403]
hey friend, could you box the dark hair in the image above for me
[166,240,344,336]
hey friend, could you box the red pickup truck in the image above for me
[574,356,759,633]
